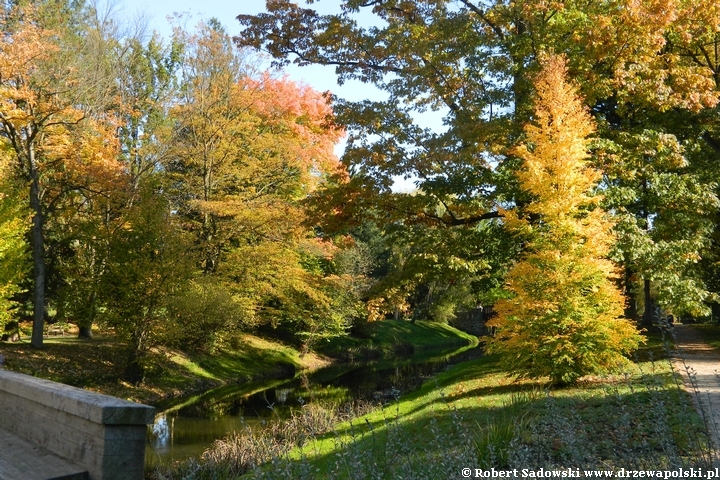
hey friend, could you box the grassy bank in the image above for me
[0,320,476,404]
[0,332,326,404]
[155,333,712,479]
[316,320,478,360]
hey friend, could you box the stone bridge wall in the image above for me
[0,368,155,480]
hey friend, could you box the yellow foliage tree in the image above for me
[0,157,28,328]
[486,55,642,385]
[0,7,122,347]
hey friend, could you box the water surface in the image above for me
[146,344,481,467]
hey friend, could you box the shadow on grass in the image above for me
[292,381,710,478]
[1,336,126,388]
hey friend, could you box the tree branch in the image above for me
[422,209,503,226]
[458,0,505,40]
[703,131,720,155]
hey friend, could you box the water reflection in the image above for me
[151,414,170,447]
[146,344,481,467]
[275,388,292,405]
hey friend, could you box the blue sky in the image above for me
[118,0,376,101]
[117,0,434,190]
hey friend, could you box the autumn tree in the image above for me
[169,21,348,346]
[0,6,122,347]
[169,20,254,276]
[485,56,641,385]
[237,0,720,322]
[54,31,182,339]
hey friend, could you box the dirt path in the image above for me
[671,324,720,449]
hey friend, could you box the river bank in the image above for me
[146,341,482,468]
[0,320,477,405]
[154,329,716,479]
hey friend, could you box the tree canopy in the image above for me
[237,0,720,322]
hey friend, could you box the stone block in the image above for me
[0,369,155,480]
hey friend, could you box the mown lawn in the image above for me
[316,320,478,359]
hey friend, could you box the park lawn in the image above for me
[316,319,478,359]
[223,332,710,479]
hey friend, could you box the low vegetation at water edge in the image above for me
[153,332,712,480]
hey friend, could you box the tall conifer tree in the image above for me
[486,55,641,385]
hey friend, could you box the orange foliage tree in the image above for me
[0,7,122,347]
[169,22,348,347]
[485,56,642,385]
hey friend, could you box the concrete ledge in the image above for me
[0,369,154,480]
[0,370,154,425]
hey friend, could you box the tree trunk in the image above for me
[639,178,653,328]
[624,269,638,320]
[78,325,94,339]
[641,278,654,327]
[29,156,46,349]
[124,348,145,385]
[124,328,149,385]
[78,290,96,339]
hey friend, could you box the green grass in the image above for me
[155,331,712,479]
[317,320,477,359]
[193,335,311,381]
[0,332,326,404]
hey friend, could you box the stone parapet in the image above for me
[0,369,154,480]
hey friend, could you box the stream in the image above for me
[145,343,481,468]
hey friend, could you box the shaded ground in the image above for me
[0,321,475,405]
[671,324,720,451]
[0,334,325,404]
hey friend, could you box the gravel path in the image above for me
[671,324,720,450]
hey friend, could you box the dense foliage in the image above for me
[237,0,720,322]
[485,56,642,384]
[2,0,720,386]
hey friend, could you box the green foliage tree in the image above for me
[237,0,720,323]
[100,184,193,384]
[600,131,719,324]
[363,220,506,324]
[485,56,642,385]
[0,169,29,328]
